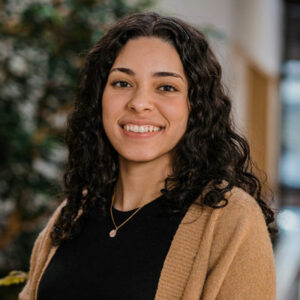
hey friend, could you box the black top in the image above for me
[38,195,186,300]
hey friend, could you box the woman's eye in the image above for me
[111,80,131,88]
[158,85,177,92]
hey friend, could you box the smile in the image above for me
[122,124,163,133]
[120,123,164,138]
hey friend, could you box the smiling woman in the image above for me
[102,37,190,181]
[19,12,276,300]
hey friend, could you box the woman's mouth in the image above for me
[120,124,164,138]
[122,124,163,133]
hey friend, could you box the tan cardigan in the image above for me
[19,187,276,300]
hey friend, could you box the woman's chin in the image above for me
[119,152,169,164]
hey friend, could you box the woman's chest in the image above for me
[37,208,184,300]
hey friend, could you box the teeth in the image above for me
[123,124,162,133]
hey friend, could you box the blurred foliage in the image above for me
[0,0,154,297]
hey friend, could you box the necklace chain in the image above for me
[109,189,145,238]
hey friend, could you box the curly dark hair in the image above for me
[51,11,276,246]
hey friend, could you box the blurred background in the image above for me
[0,0,299,299]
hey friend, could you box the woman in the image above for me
[19,11,276,300]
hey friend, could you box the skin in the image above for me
[102,37,190,211]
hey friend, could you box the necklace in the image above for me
[109,190,145,238]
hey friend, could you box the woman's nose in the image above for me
[127,88,154,112]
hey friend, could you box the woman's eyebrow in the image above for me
[110,67,184,81]
[110,67,134,76]
[153,71,184,81]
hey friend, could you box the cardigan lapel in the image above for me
[154,203,203,300]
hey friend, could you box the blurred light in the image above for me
[277,208,300,232]
[8,55,28,76]
[280,60,300,188]
[282,60,300,76]
[281,78,300,105]
[33,158,59,179]
[280,152,300,188]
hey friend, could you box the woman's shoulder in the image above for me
[224,186,264,215]
[191,186,269,233]
[192,189,275,300]
[18,199,68,300]
[45,199,68,228]
[35,198,68,244]
[194,185,264,214]
[212,187,270,237]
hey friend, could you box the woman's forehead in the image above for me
[111,37,187,81]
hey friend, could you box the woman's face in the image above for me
[102,36,189,164]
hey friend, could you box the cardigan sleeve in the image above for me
[201,188,276,300]
[18,199,67,300]
[18,226,47,300]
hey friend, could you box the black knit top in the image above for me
[37,195,186,300]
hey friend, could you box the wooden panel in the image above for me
[248,65,269,176]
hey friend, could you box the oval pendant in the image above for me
[109,229,117,238]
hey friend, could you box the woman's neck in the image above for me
[113,156,172,211]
